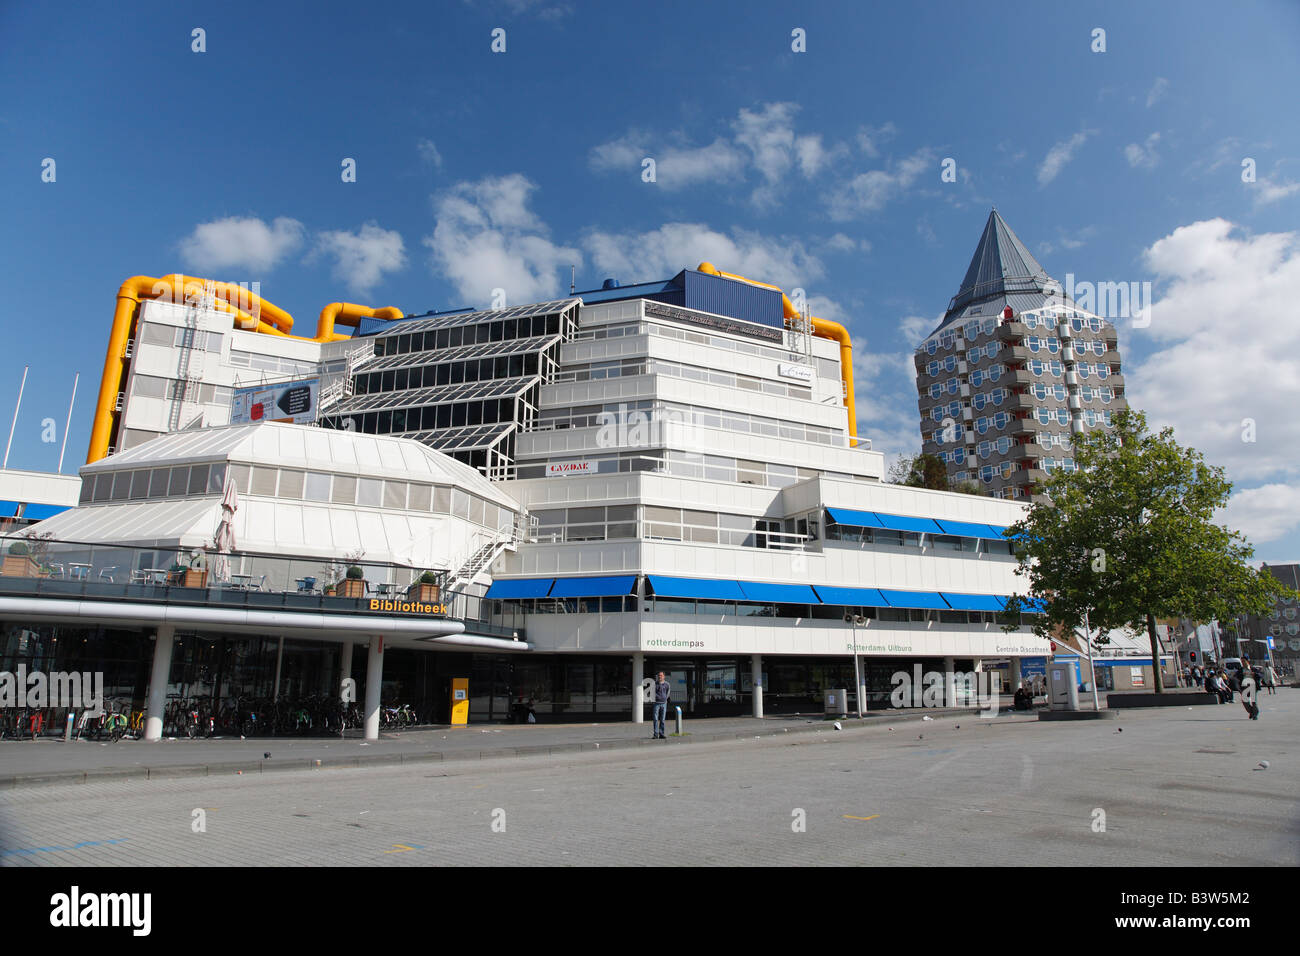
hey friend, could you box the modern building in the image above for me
[2,262,1056,737]
[1238,563,1300,675]
[0,469,81,534]
[914,210,1128,500]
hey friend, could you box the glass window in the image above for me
[147,468,170,497]
[304,471,331,502]
[207,464,226,494]
[384,481,407,510]
[408,483,432,511]
[278,469,304,499]
[433,487,451,513]
[187,464,209,495]
[356,478,382,507]
[250,466,278,497]
[332,475,357,505]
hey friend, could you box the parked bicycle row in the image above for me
[0,695,430,740]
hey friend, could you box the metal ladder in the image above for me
[168,281,213,432]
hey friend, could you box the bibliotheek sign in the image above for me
[547,460,594,477]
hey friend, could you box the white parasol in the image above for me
[212,476,239,583]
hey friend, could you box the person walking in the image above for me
[652,671,671,739]
[1240,669,1260,720]
[1262,663,1277,695]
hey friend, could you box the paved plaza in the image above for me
[0,692,1296,866]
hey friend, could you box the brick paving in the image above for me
[0,691,1295,866]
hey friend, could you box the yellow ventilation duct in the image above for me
[88,275,403,463]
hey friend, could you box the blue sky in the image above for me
[2,0,1299,559]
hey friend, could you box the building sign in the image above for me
[644,301,783,343]
[778,362,814,382]
[546,460,594,477]
[367,598,448,615]
[1130,667,1146,687]
[231,378,318,425]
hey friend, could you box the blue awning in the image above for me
[878,589,949,610]
[825,507,882,527]
[737,581,820,604]
[998,595,1048,613]
[484,577,554,599]
[647,576,745,601]
[549,575,637,598]
[20,503,71,520]
[985,523,1010,539]
[871,512,944,534]
[935,519,1004,540]
[813,585,888,607]
[940,592,1005,611]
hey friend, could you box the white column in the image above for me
[631,652,644,723]
[752,654,764,718]
[340,640,353,684]
[144,625,175,741]
[943,656,957,708]
[1009,657,1022,690]
[272,635,285,701]
[364,635,384,741]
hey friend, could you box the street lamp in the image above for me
[844,612,866,718]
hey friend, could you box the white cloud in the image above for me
[417,138,443,168]
[1255,175,1300,206]
[1038,130,1094,186]
[313,223,407,294]
[1124,132,1161,169]
[1129,220,1300,541]
[1146,77,1169,108]
[589,132,745,189]
[856,123,897,158]
[1218,484,1300,546]
[899,312,942,347]
[831,148,933,219]
[583,222,824,291]
[179,216,305,274]
[821,232,869,255]
[851,339,924,462]
[424,174,580,305]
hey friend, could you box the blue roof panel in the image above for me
[871,512,944,535]
[825,508,883,527]
[485,578,554,599]
[549,575,637,598]
[935,519,1003,540]
[813,586,888,607]
[647,576,745,601]
[738,581,820,604]
[940,592,1005,611]
[878,589,950,610]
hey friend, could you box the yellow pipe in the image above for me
[87,274,303,463]
[696,262,858,446]
[315,302,404,342]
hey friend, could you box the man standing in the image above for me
[652,671,670,739]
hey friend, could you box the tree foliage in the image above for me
[888,453,985,496]
[1002,409,1293,692]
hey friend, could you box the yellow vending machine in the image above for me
[450,677,469,726]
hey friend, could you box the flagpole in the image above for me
[58,372,79,473]
[3,365,29,470]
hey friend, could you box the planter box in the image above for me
[2,555,40,577]
[184,569,208,588]
[340,578,366,599]
[416,583,441,603]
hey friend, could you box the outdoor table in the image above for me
[375,582,398,597]
[231,574,253,589]
[143,568,168,584]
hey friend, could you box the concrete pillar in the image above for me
[943,656,957,708]
[752,654,764,718]
[1009,657,1022,691]
[144,625,175,741]
[272,635,285,701]
[364,635,384,741]
[340,640,353,686]
[631,652,644,723]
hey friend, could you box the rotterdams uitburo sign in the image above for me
[368,599,448,615]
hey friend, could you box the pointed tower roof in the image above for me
[924,209,1071,340]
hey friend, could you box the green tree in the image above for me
[888,452,984,495]
[1001,409,1292,693]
